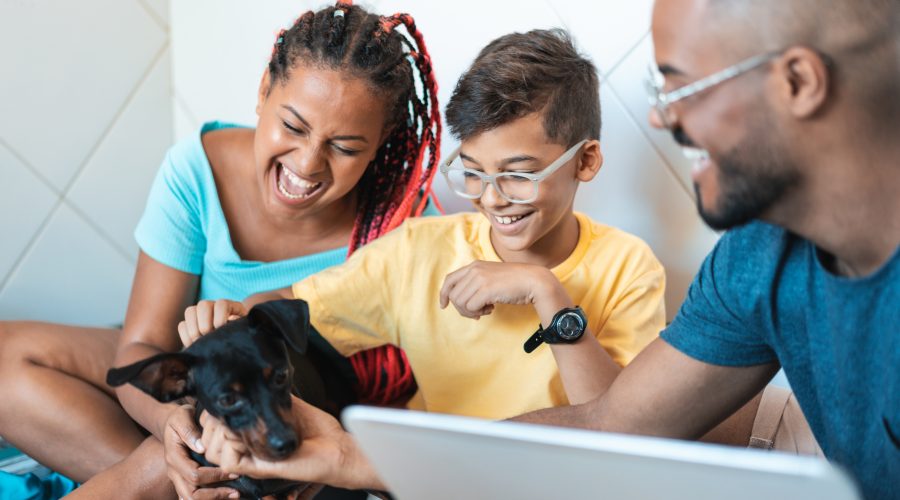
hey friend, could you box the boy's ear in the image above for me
[248,299,310,355]
[256,69,272,116]
[106,353,196,403]
[575,140,603,182]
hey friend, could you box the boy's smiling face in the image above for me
[458,112,602,267]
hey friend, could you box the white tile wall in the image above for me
[0,0,172,326]
[0,206,135,325]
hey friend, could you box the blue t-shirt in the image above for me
[662,221,899,499]
[134,121,438,300]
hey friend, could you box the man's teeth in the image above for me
[681,147,710,162]
[681,148,712,175]
[493,214,527,225]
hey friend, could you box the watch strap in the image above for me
[523,329,545,353]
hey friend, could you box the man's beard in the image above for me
[691,119,801,231]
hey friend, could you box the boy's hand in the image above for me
[440,261,568,320]
[178,299,247,348]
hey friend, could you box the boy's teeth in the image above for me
[493,214,526,225]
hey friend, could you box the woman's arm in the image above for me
[113,251,200,439]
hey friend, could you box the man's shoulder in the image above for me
[710,221,797,278]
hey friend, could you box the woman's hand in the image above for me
[162,404,239,500]
[439,261,570,321]
[201,396,386,491]
[177,299,248,348]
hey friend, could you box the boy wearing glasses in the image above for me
[289,27,666,418]
[181,28,664,421]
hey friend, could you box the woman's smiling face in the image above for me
[253,64,389,221]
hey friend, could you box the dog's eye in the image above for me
[217,393,241,409]
[273,369,289,387]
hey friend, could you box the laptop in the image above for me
[342,406,860,500]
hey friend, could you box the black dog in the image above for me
[107,299,357,500]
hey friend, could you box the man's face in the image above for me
[650,0,801,230]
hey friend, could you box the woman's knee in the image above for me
[0,322,119,397]
[0,321,38,367]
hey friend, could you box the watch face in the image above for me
[557,312,585,340]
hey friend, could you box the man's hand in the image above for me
[162,404,239,500]
[178,299,247,348]
[201,396,386,491]
[439,261,566,320]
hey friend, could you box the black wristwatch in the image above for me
[523,306,587,353]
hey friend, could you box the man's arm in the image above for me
[513,338,779,440]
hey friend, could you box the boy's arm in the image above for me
[440,261,621,405]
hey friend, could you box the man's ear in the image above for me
[106,353,196,403]
[774,46,830,119]
[576,140,603,182]
[256,69,272,117]
[248,299,310,355]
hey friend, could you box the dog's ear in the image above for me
[106,352,196,402]
[248,299,310,355]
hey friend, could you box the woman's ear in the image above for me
[576,140,603,182]
[257,70,272,116]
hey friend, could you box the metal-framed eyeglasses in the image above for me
[440,139,588,204]
[644,52,780,128]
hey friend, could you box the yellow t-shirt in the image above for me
[292,212,665,420]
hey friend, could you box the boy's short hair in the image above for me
[445,28,601,146]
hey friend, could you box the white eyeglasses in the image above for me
[440,139,588,204]
[644,52,780,128]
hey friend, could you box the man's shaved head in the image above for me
[707,0,898,51]
[705,0,900,122]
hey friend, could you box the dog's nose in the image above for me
[268,434,298,457]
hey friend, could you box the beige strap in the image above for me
[748,385,792,450]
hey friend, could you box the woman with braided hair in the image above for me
[0,2,439,499]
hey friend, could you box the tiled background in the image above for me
[0,0,171,325]
[1,0,719,326]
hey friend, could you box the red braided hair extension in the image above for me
[345,9,442,406]
[270,1,441,406]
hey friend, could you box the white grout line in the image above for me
[62,199,138,266]
[0,198,64,295]
[603,80,695,199]
[0,138,63,198]
[604,30,651,79]
[173,91,202,131]
[135,0,169,33]
[602,32,696,199]
[61,41,169,201]
[0,44,169,295]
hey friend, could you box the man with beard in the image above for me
[516,0,900,498]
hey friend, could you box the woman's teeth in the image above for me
[278,164,322,199]
[493,214,528,225]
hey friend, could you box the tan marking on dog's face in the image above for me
[239,417,272,459]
